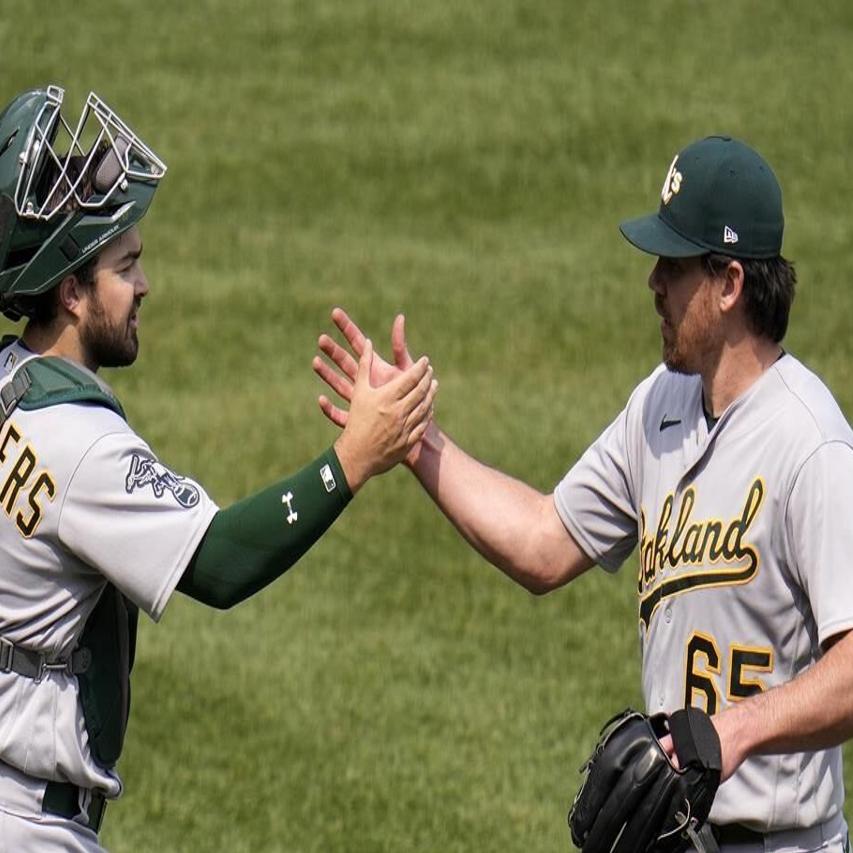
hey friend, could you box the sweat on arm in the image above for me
[177,448,352,608]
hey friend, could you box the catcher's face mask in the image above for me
[14,85,166,221]
[0,84,167,319]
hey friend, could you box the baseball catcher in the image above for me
[569,708,722,853]
[0,84,437,850]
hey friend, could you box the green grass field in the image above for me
[4,1,853,850]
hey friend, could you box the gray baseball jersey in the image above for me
[0,339,218,797]
[554,354,853,831]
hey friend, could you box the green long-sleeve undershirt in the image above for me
[177,447,352,609]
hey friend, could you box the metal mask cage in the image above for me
[13,85,166,221]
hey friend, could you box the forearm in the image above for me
[714,629,853,780]
[407,424,592,592]
[178,448,352,609]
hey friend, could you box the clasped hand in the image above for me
[315,307,438,491]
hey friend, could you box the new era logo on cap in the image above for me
[723,226,738,244]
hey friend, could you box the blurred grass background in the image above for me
[3,1,853,850]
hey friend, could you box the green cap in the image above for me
[619,136,784,259]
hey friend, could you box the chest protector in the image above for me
[9,350,138,769]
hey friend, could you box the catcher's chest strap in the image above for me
[18,356,126,419]
[0,636,92,682]
[0,366,32,425]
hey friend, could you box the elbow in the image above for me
[199,589,241,610]
[519,551,583,595]
[503,561,569,596]
[512,536,592,596]
[522,574,564,596]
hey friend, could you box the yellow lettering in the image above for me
[638,478,765,601]
[0,422,21,463]
[1,447,36,514]
[16,471,56,537]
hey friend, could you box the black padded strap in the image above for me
[669,708,722,771]
[0,366,31,421]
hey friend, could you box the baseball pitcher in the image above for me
[315,136,853,853]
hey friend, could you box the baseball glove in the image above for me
[568,708,722,853]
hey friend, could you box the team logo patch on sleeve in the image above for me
[125,453,200,509]
[320,463,337,493]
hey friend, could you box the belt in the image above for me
[711,823,766,846]
[42,780,107,833]
[0,637,91,681]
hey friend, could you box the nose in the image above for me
[647,259,665,294]
[135,263,150,299]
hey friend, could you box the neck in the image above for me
[21,322,97,373]
[701,334,782,417]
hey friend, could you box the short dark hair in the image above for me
[19,256,98,326]
[702,253,796,343]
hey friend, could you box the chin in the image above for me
[97,342,139,369]
[663,349,698,376]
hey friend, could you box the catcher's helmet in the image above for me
[0,85,166,320]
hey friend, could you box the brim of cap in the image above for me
[619,213,708,258]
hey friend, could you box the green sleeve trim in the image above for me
[178,447,352,609]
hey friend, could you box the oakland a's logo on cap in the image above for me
[660,155,683,205]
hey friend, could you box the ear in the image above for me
[56,273,90,319]
[718,260,744,315]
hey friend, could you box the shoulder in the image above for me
[20,357,125,419]
[4,354,132,451]
[770,354,852,446]
[2,360,138,471]
[7,402,141,481]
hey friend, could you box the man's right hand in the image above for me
[313,308,412,416]
[330,335,437,493]
[314,308,438,473]
[315,308,591,592]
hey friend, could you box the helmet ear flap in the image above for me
[0,194,15,262]
[0,194,22,320]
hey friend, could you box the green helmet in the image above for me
[0,85,166,320]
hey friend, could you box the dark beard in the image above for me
[80,294,139,368]
[663,341,693,374]
[660,291,721,376]
[662,322,721,377]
